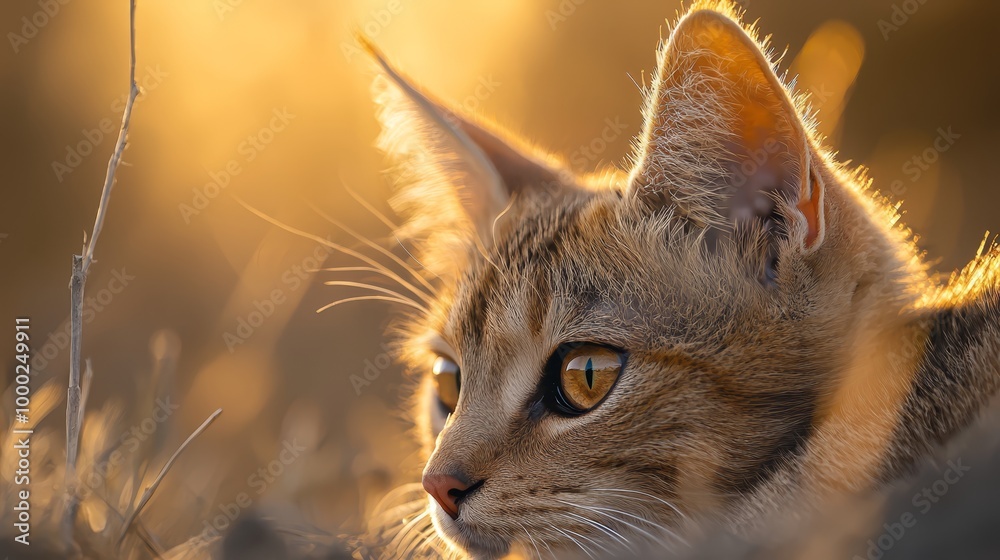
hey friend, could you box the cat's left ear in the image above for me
[628,8,825,253]
[366,41,563,254]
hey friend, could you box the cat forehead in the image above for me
[443,192,612,345]
[440,192,712,353]
[437,204,799,367]
[448,219,565,342]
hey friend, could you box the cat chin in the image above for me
[429,502,511,559]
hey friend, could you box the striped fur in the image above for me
[360,2,1000,558]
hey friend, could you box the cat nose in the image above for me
[422,472,483,519]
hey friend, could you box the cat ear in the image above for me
[366,41,562,254]
[627,8,825,252]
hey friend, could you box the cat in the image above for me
[354,1,1000,558]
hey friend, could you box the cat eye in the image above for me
[545,344,625,415]
[432,356,461,413]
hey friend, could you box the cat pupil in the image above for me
[585,358,594,389]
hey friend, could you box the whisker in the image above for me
[559,516,616,555]
[314,265,417,286]
[234,196,433,309]
[588,489,689,547]
[626,71,643,93]
[375,482,427,502]
[344,179,488,287]
[342,181,442,282]
[490,195,516,249]
[386,508,430,554]
[370,498,427,530]
[591,488,687,522]
[400,523,439,559]
[554,525,597,560]
[371,483,428,516]
[541,532,556,559]
[560,509,632,551]
[556,499,665,547]
[412,527,449,558]
[323,280,425,308]
[316,295,426,314]
[305,199,436,299]
[392,234,441,282]
[517,520,544,560]
[315,266,384,273]
[342,181,401,231]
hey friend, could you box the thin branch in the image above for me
[64,357,92,481]
[136,521,167,558]
[64,0,140,546]
[65,255,84,466]
[79,358,93,428]
[90,491,166,558]
[117,408,223,547]
[82,0,140,275]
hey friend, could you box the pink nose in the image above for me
[422,473,475,519]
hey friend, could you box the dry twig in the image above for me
[63,0,140,548]
[117,408,224,547]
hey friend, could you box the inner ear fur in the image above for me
[628,7,825,253]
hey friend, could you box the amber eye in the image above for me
[549,344,624,414]
[432,356,461,412]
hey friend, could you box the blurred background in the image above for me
[1,0,999,556]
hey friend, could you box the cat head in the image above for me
[366,1,913,558]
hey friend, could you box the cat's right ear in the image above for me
[627,7,825,254]
[365,40,563,267]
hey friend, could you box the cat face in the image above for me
[405,184,850,558]
[366,1,897,558]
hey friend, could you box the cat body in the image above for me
[359,1,1000,558]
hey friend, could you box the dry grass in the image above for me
[0,2,352,558]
